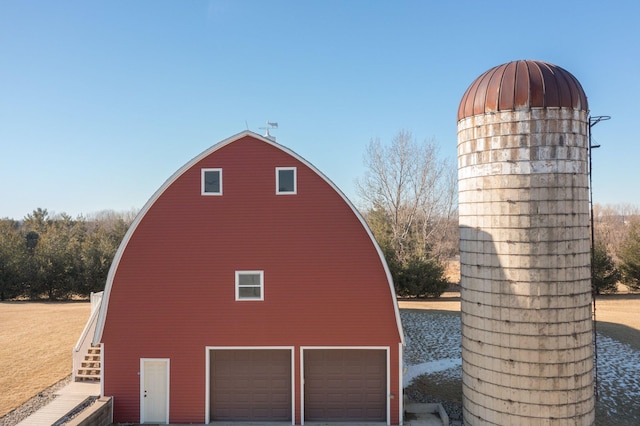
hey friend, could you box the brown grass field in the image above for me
[1,293,639,420]
[0,301,90,418]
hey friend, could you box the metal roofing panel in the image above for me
[497,62,517,113]
[527,61,545,107]
[484,65,504,113]
[514,60,531,109]
[473,68,492,117]
[539,62,560,107]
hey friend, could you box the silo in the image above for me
[457,60,594,425]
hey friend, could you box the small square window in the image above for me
[202,169,222,195]
[235,271,264,301]
[276,167,296,194]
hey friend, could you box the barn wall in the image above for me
[101,135,403,424]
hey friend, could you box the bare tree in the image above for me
[594,203,640,259]
[619,220,640,292]
[356,130,457,263]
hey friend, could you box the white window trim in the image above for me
[201,168,223,196]
[235,270,264,301]
[276,167,297,195]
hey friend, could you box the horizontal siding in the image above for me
[102,135,402,424]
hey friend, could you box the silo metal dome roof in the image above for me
[457,60,588,121]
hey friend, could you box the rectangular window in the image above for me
[202,169,222,195]
[235,271,264,301]
[276,167,296,194]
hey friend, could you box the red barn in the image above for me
[92,131,405,425]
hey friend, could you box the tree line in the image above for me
[592,204,640,294]
[0,208,134,300]
[1,133,637,301]
[1,130,458,301]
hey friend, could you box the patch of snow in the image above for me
[400,309,640,422]
[401,310,462,387]
[593,334,640,420]
[402,311,461,366]
[405,358,461,386]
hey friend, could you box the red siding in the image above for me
[100,134,403,424]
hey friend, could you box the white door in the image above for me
[141,359,169,424]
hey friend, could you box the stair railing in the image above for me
[72,291,103,381]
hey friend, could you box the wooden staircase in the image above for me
[75,346,101,382]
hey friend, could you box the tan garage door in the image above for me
[304,349,386,422]
[210,349,291,421]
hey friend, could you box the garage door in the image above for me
[210,349,291,421]
[304,349,386,422]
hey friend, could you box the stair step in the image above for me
[77,368,100,372]
[75,345,102,383]
[76,374,100,381]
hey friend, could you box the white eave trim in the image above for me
[93,130,405,345]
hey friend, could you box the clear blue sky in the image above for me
[1,1,638,220]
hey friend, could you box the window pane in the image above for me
[203,170,220,193]
[239,286,261,299]
[239,273,260,286]
[278,169,295,192]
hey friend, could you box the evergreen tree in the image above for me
[591,242,620,295]
[0,220,24,300]
[80,216,128,293]
[619,221,640,292]
[31,213,84,300]
[0,208,133,300]
[394,255,449,298]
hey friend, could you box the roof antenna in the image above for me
[260,121,278,141]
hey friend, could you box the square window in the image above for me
[202,169,222,195]
[276,167,296,194]
[235,271,264,301]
